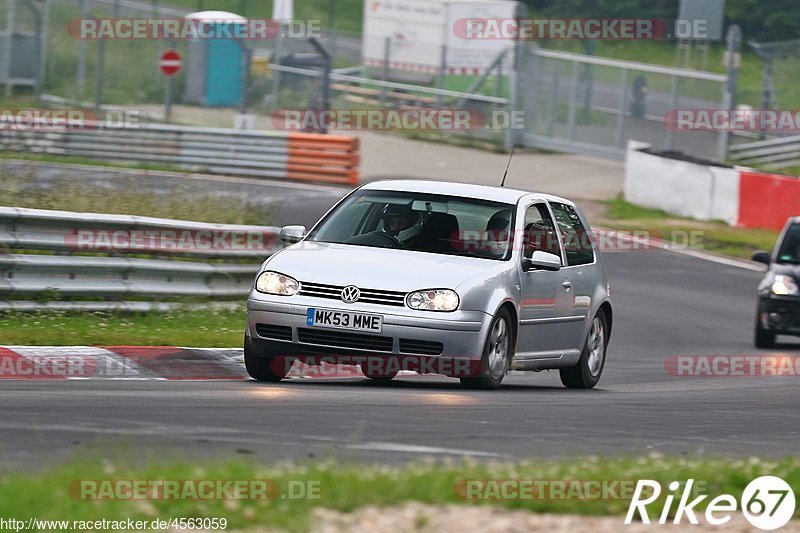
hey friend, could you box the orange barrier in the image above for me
[286,133,360,185]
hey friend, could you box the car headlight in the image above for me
[255,271,300,296]
[771,275,799,296]
[406,289,459,311]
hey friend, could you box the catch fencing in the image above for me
[521,47,731,160]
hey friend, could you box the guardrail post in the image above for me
[614,68,628,149]
[380,37,390,106]
[717,24,741,163]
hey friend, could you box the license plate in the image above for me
[307,308,383,333]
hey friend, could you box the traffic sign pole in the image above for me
[159,48,181,122]
[164,72,173,122]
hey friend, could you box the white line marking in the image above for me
[344,441,502,457]
[668,248,764,271]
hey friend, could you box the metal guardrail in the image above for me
[0,122,360,185]
[0,206,278,311]
[728,134,800,169]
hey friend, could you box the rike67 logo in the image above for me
[625,476,795,530]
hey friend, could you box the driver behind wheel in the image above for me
[381,203,422,245]
[382,203,414,236]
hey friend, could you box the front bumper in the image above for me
[758,295,800,335]
[246,293,492,362]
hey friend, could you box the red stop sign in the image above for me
[159,49,182,77]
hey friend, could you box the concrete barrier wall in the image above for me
[624,141,739,225]
[738,170,800,231]
[625,141,800,231]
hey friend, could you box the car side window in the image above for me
[523,204,562,260]
[549,202,594,266]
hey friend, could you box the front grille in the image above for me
[299,281,406,307]
[255,323,292,341]
[399,338,444,355]
[297,327,393,352]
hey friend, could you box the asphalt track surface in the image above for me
[1,172,799,468]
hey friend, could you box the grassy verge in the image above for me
[2,153,187,174]
[0,166,270,225]
[0,307,245,346]
[599,196,779,260]
[1,456,798,531]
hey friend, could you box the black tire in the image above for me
[460,308,514,390]
[363,370,398,382]
[755,320,776,349]
[244,335,291,382]
[560,311,608,389]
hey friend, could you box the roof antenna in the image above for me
[500,144,517,187]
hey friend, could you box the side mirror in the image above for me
[279,225,307,244]
[522,250,562,271]
[751,251,771,265]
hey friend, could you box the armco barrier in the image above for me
[0,206,278,311]
[0,122,359,185]
[625,141,800,231]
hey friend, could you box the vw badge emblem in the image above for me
[341,285,360,303]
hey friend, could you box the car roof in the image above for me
[360,179,573,206]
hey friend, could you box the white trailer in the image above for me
[362,0,518,76]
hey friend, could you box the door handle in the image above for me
[562,281,572,292]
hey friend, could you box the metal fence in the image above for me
[22,0,768,163]
[263,46,733,160]
[32,0,361,108]
[0,206,277,311]
[520,47,731,160]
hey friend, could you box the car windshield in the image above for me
[777,223,800,264]
[307,190,515,260]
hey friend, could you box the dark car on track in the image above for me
[752,216,800,347]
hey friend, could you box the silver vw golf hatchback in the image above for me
[245,180,612,389]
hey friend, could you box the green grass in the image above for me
[605,196,674,220]
[3,153,186,174]
[602,196,780,259]
[0,307,245,346]
[0,167,270,224]
[1,455,799,531]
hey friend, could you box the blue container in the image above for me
[204,35,244,107]
[183,13,248,107]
